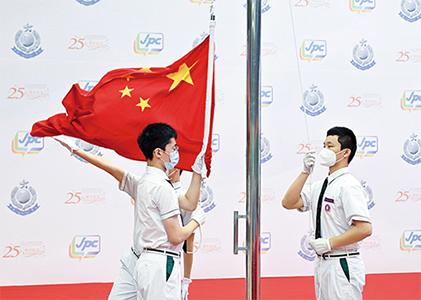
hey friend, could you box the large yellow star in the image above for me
[166,62,197,91]
[136,97,151,112]
[122,75,135,81]
[119,86,134,98]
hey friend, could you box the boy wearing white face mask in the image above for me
[282,126,372,300]
[52,122,206,300]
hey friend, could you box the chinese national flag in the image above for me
[31,36,215,175]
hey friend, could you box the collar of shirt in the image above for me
[327,167,349,184]
[145,165,169,181]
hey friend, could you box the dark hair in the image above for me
[137,123,177,160]
[326,126,357,163]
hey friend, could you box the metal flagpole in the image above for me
[246,0,262,299]
[233,1,261,299]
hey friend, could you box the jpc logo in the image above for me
[69,235,101,261]
[134,32,163,56]
[261,232,271,254]
[261,86,273,107]
[300,40,327,62]
[356,136,378,158]
[78,80,98,92]
[400,230,421,253]
[401,90,421,112]
[190,0,215,5]
[12,131,44,157]
[350,0,376,13]
[211,133,220,155]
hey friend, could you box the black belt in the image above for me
[318,252,360,260]
[143,248,180,258]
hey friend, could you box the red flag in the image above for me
[31,36,215,175]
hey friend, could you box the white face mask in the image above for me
[319,148,346,167]
[160,149,179,171]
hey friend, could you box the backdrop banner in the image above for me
[0,0,420,286]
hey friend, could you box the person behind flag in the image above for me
[53,122,206,300]
[168,168,199,300]
[281,126,372,300]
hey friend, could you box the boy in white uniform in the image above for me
[54,122,206,300]
[282,127,372,300]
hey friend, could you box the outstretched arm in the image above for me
[53,136,125,183]
[73,149,125,183]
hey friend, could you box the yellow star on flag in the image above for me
[139,67,152,72]
[136,97,151,112]
[119,86,134,98]
[122,75,135,81]
[166,62,197,91]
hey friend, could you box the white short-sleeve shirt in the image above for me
[119,166,183,252]
[173,181,191,223]
[300,167,371,252]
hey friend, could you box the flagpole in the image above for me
[200,5,216,173]
[246,0,261,299]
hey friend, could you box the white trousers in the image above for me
[134,251,180,300]
[108,250,137,300]
[314,255,366,300]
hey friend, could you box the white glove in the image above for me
[181,278,192,300]
[192,153,206,178]
[308,238,331,255]
[52,135,79,155]
[302,150,316,174]
[191,205,206,227]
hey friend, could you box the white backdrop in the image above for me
[1,0,420,286]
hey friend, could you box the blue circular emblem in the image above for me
[402,134,421,165]
[400,0,421,22]
[11,24,44,59]
[351,39,376,70]
[301,84,326,116]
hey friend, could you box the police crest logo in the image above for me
[193,32,208,48]
[73,139,103,163]
[8,180,40,216]
[199,184,216,213]
[399,0,421,22]
[401,134,421,165]
[11,24,44,59]
[361,180,375,210]
[261,134,273,163]
[300,84,326,117]
[75,0,101,6]
[243,0,271,13]
[350,39,376,70]
[298,230,316,261]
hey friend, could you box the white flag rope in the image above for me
[195,5,216,180]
